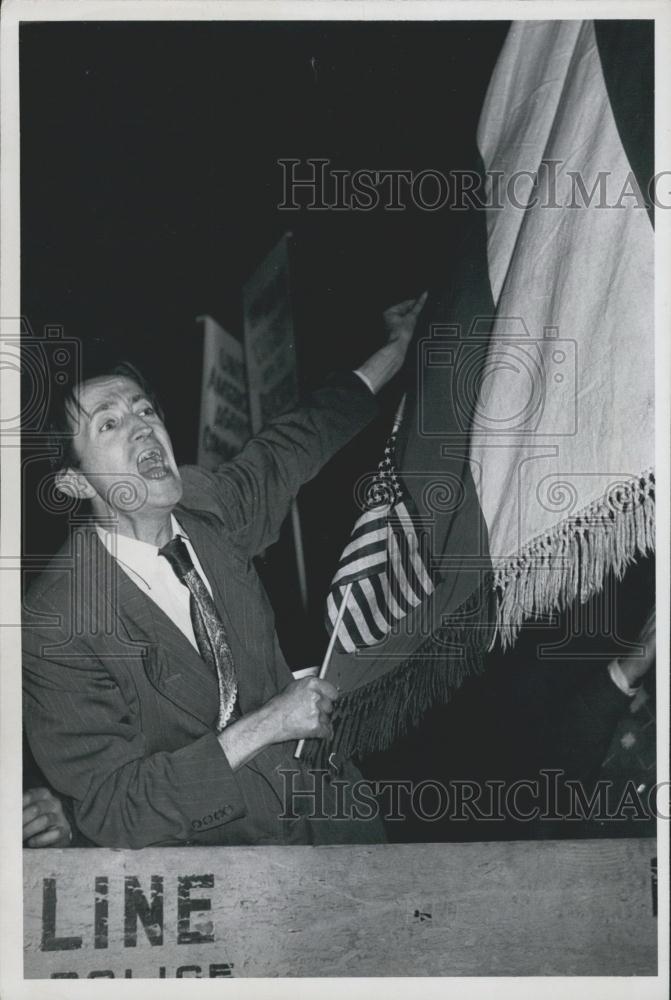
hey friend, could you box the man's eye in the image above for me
[139,405,155,417]
[99,418,116,432]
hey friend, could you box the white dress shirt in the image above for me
[96,514,212,652]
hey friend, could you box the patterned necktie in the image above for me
[158,535,238,730]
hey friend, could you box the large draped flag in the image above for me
[314,19,655,765]
[472,19,654,644]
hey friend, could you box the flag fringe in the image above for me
[493,468,655,648]
[305,582,494,766]
[308,469,654,765]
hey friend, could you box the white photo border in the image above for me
[1,1,669,998]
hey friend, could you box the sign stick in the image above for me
[294,581,353,760]
[290,499,308,613]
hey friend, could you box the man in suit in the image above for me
[23,293,427,849]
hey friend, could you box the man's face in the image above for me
[64,375,183,519]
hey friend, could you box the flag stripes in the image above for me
[326,393,436,653]
[326,495,435,654]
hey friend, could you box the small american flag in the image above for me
[326,397,435,653]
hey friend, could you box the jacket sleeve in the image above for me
[179,372,379,556]
[23,617,252,849]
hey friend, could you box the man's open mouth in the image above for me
[136,447,170,480]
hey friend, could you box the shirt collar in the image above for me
[95,514,188,585]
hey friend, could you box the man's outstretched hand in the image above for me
[356,290,429,394]
[23,788,73,848]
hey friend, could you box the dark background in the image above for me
[20,19,508,662]
[20,20,655,839]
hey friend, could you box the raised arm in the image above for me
[180,292,428,556]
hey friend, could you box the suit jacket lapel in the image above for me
[174,507,249,636]
[174,509,225,603]
[82,525,219,728]
[137,599,220,729]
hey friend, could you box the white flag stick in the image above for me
[294,581,353,760]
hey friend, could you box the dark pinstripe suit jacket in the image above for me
[23,375,383,848]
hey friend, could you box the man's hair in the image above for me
[47,358,165,472]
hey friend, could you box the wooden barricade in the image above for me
[23,838,657,978]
